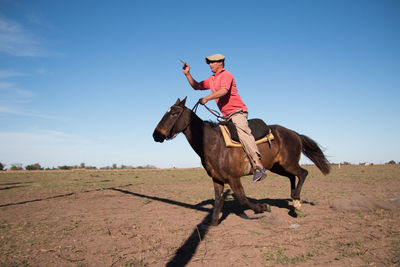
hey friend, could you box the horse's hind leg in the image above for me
[288,174,296,199]
[211,179,224,226]
[271,163,308,210]
[228,177,270,214]
[288,165,308,210]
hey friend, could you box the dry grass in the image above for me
[0,165,399,266]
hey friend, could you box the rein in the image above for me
[167,100,223,141]
[192,100,223,121]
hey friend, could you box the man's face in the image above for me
[208,61,223,73]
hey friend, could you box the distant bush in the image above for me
[136,165,157,169]
[386,160,396,165]
[0,162,4,171]
[100,166,112,170]
[120,165,134,169]
[85,166,97,170]
[101,164,137,170]
[10,163,23,171]
[58,165,73,170]
[342,161,351,165]
[25,163,43,170]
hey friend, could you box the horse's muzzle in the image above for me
[153,130,166,143]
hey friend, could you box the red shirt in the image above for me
[199,68,247,117]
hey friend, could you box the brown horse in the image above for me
[153,97,330,226]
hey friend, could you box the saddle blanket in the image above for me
[219,119,274,148]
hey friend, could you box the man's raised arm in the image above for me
[182,63,203,90]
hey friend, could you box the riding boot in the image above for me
[253,166,267,182]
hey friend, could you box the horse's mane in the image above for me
[188,106,219,128]
[204,120,219,128]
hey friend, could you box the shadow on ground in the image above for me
[111,187,306,266]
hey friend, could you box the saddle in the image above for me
[219,119,274,148]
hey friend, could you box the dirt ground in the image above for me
[0,165,399,266]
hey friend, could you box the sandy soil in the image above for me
[0,166,399,266]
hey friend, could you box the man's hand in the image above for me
[199,97,208,105]
[181,59,202,90]
[182,62,190,75]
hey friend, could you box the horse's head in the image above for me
[153,97,189,143]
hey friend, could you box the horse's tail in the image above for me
[299,134,330,175]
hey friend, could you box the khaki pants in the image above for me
[222,111,261,166]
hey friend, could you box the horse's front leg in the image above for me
[210,179,224,226]
[229,178,270,214]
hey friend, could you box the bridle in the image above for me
[165,105,185,140]
[165,100,223,140]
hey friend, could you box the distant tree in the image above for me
[146,164,157,169]
[386,160,396,165]
[58,165,72,170]
[342,161,351,165]
[10,163,23,171]
[25,163,42,170]
[136,164,157,169]
[0,162,4,171]
[100,166,111,170]
[80,162,86,169]
[85,166,97,170]
[112,163,117,169]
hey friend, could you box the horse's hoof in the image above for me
[262,203,271,212]
[239,212,250,219]
[293,199,301,210]
[254,203,270,213]
[209,220,219,226]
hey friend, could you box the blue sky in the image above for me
[0,0,399,168]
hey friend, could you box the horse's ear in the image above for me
[180,97,187,106]
[175,98,181,105]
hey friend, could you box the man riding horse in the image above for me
[182,54,267,182]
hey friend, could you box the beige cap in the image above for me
[205,54,225,64]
